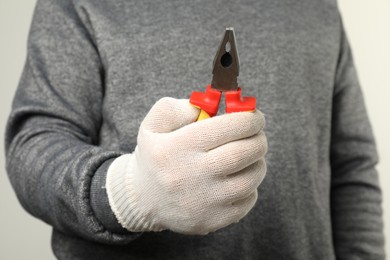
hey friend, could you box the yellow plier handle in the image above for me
[189,84,222,121]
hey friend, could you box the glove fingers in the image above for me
[206,132,267,176]
[229,190,258,220]
[194,191,258,235]
[211,159,265,202]
[211,191,258,233]
[141,98,200,133]
[175,110,265,151]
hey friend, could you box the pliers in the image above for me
[190,27,256,121]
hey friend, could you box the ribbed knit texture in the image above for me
[107,154,163,232]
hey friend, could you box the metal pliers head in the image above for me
[211,27,240,92]
[190,27,256,121]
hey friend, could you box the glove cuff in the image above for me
[106,154,163,232]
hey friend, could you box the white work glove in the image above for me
[106,97,267,235]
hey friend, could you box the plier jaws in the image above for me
[190,27,256,121]
[211,27,239,92]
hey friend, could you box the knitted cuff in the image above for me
[106,154,162,232]
[90,157,130,234]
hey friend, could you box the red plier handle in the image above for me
[190,84,256,121]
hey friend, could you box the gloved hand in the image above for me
[106,97,267,235]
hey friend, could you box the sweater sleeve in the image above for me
[330,17,385,259]
[5,0,138,244]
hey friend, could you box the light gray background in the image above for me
[1,1,389,259]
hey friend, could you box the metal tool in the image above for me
[190,27,256,121]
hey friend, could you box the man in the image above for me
[5,0,385,259]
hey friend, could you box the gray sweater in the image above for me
[5,0,385,259]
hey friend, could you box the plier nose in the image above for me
[190,27,256,121]
[211,27,239,92]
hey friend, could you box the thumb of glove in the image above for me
[141,97,200,133]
